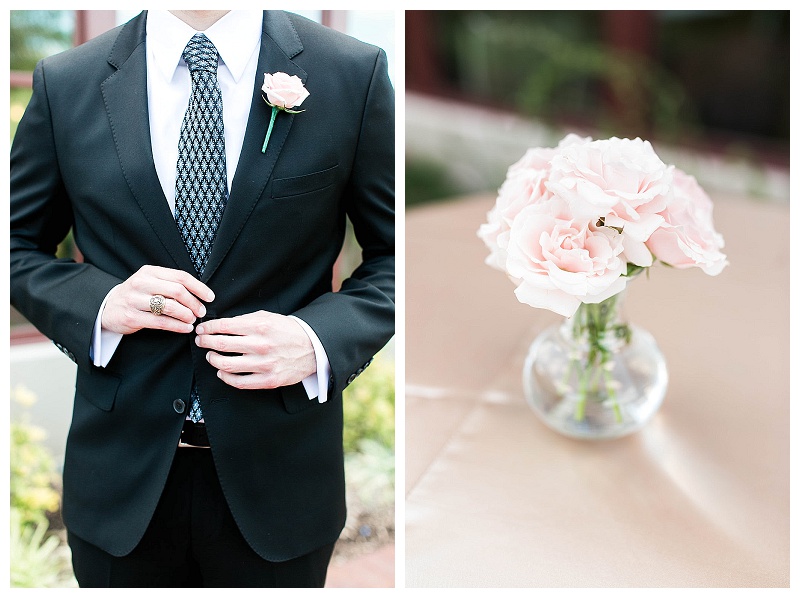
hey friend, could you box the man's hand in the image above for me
[102,265,215,335]
[195,310,316,390]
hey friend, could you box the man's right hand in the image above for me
[101,265,215,335]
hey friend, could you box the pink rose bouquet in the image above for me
[480,135,727,426]
[479,135,727,318]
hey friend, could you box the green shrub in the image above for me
[10,508,74,588]
[344,439,395,508]
[11,386,61,528]
[406,158,465,207]
[10,385,74,587]
[342,350,394,454]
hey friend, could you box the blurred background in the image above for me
[403,11,789,587]
[406,10,789,206]
[10,9,395,588]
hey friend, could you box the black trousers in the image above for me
[68,447,335,587]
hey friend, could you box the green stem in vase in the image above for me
[560,354,577,392]
[603,364,624,424]
[589,358,603,394]
[566,294,629,424]
[575,364,590,421]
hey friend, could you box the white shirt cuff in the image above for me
[288,315,331,403]
[91,286,124,368]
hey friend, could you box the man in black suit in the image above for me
[10,10,394,587]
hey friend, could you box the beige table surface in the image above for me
[404,193,789,588]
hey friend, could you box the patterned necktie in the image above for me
[175,33,227,423]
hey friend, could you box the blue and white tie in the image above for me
[174,33,227,423]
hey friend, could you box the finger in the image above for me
[137,311,196,334]
[146,295,196,325]
[151,267,215,303]
[196,312,265,336]
[148,281,208,319]
[206,351,264,374]
[195,333,262,354]
[148,314,195,333]
[216,370,279,390]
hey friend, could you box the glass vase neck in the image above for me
[560,290,630,355]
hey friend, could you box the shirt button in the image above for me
[173,399,186,414]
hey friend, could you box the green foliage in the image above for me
[342,350,394,454]
[511,26,691,140]
[11,87,33,143]
[625,263,645,278]
[440,11,695,141]
[10,385,74,587]
[11,11,72,143]
[10,11,74,71]
[11,419,61,525]
[345,439,395,508]
[10,508,74,588]
[11,388,61,528]
[406,157,464,207]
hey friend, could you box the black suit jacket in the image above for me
[10,11,394,562]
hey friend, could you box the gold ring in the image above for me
[150,294,166,316]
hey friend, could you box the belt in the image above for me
[179,419,210,448]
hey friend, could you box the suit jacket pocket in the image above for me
[279,381,321,414]
[75,369,121,412]
[271,164,339,199]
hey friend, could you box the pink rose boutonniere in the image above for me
[261,72,309,153]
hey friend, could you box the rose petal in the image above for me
[514,281,581,318]
[622,237,654,267]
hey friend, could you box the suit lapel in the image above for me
[100,11,306,280]
[201,11,307,283]
[100,11,195,273]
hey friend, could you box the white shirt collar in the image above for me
[146,10,262,84]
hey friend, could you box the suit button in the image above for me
[173,399,186,414]
[347,373,357,385]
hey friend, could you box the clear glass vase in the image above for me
[523,289,668,440]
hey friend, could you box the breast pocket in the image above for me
[271,164,339,199]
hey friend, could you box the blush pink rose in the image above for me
[262,72,309,109]
[504,200,627,318]
[646,169,727,275]
[546,137,673,267]
[478,134,590,271]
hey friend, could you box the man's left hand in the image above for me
[195,311,316,390]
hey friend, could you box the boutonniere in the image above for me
[261,72,309,153]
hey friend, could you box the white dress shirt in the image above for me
[91,10,331,403]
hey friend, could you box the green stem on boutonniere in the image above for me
[261,105,279,154]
